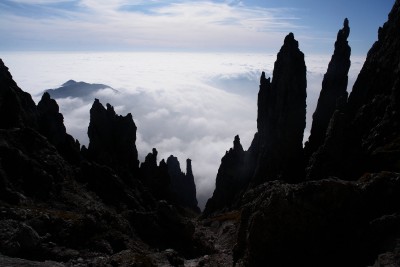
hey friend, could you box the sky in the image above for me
[0,0,395,55]
[0,0,395,208]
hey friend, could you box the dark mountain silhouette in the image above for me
[0,60,205,265]
[44,80,117,99]
[167,156,200,213]
[203,135,247,216]
[0,59,38,129]
[138,149,200,213]
[252,32,307,185]
[204,32,307,215]
[37,92,81,164]
[1,0,400,265]
[86,98,140,181]
[304,18,351,163]
[208,1,400,266]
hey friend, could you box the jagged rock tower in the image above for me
[252,32,307,184]
[167,155,200,212]
[304,18,351,162]
[86,99,140,180]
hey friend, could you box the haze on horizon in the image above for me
[0,0,395,208]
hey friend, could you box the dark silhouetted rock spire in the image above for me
[87,99,139,178]
[184,158,199,211]
[203,135,246,215]
[37,92,80,163]
[305,18,351,161]
[205,33,307,215]
[307,1,400,180]
[257,71,271,138]
[167,155,200,213]
[252,32,307,184]
[140,148,171,200]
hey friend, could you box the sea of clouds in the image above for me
[1,52,365,208]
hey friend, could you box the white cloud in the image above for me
[0,1,301,51]
[8,0,76,4]
[1,51,365,209]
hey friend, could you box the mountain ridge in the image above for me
[1,0,400,265]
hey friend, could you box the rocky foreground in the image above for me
[1,0,400,266]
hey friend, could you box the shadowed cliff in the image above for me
[0,60,204,265]
[207,2,400,266]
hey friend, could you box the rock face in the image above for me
[343,0,400,178]
[1,1,400,265]
[139,148,170,201]
[304,18,351,162]
[203,135,247,215]
[167,155,200,213]
[233,173,400,267]
[232,2,400,266]
[204,2,400,266]
[37,92,80,163]
[205,33,307,215]
[0,59,210,265]
[185,159,198,211]
[307,1,400,180]
[87,99,140,180]
[252,32,307,184]
[0,59,38,129]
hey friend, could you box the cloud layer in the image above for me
[2,51,364,208]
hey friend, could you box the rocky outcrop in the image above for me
[304,19,351,161]
[0,59,211,265]
[1,1,399,265]
[185,159,198,210]
[37,92,80,164]
[139,148,171,201]
[0,59,38,129]
[140,151,200,212]
[252,32,307,184]
[0,126,162,264]
[233,172,400,267]
[203,135,247,215]
[307,1,400,180]
[0,128,67,202]
[86,99,139,180]
[204,33,307,216]
[167,155,200,213]
[343,0,400,177]
[233,2,400,266]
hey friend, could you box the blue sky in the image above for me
[0,0,395,55]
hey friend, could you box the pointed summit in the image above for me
[338,18,350,42]
[233,135,244,152]
[305,19,351,163]
[186,158,193,177]
[252,32,307,184]
[283,32,299,49]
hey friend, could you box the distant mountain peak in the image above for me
[44,80,117,99]
[61,79,78,86]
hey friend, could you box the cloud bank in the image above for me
[1,52,364,208]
